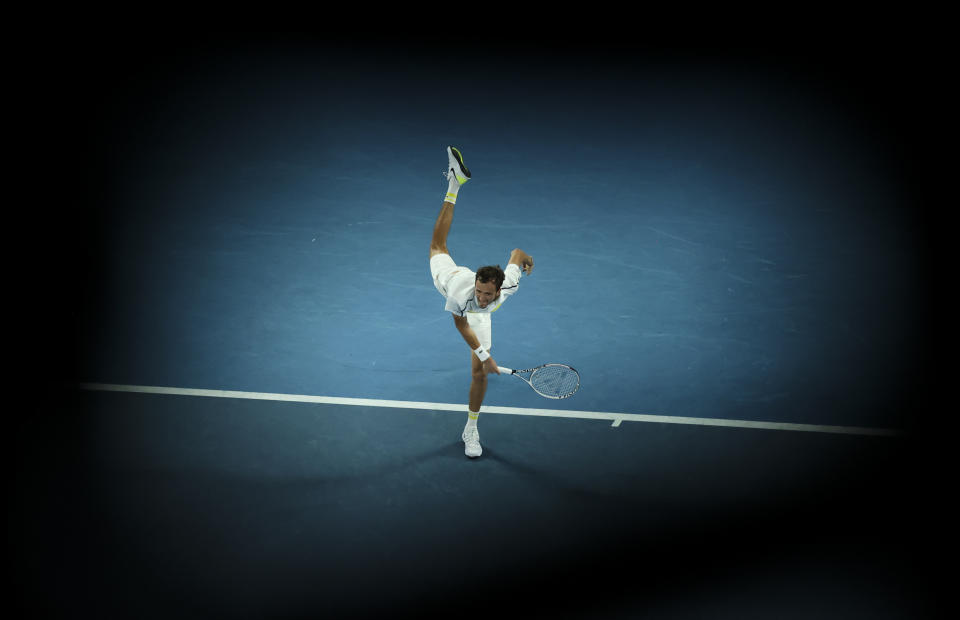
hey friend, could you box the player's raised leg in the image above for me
[430,146,471,257]
[430,203,454,257]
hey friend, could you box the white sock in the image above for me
[445,174,460,204]
[466,410,479,428]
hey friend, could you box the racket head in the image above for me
[528,364,580,399]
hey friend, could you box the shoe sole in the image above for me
[448,146,471,180]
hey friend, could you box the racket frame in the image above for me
[498,363,580,399]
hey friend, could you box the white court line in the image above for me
[77,383,902,437]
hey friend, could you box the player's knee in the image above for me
[471,366,487,383]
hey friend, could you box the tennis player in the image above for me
[430,146,534,458]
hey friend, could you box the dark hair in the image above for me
[476,265,505,289]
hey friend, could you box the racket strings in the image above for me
[530,365,579,398]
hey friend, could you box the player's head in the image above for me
[475,265,505,309]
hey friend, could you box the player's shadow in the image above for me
[480,445,637,511]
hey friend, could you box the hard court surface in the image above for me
[16,32,942,618]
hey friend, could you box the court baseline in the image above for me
[77,383,901,437]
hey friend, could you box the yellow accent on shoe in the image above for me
[447,146,471,184]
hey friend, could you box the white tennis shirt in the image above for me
[443,263,522,317]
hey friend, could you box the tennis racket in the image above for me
[497,364,580,399]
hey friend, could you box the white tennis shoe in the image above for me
[462,425,482,458]
[446,146,471,185]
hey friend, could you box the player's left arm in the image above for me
[508,248,534,275]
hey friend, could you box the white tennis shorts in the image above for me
[430,253,492,350]
[430,253,461,298]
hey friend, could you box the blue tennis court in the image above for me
[17,32,939,618]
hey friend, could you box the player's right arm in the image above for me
[453,314,499,374]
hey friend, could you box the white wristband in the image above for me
[473,345,490,362]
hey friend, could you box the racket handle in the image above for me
[498,367,514,375]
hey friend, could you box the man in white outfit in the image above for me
[429,147,534,458]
